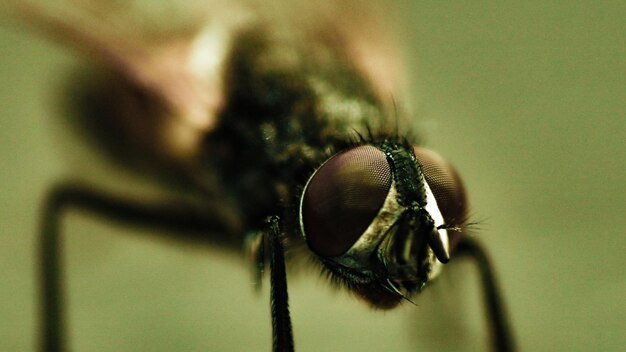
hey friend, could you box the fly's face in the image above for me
[299,142,467,308]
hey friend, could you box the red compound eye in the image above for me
[413,147,468,249]
[300,145,392,257]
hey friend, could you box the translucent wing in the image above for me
[8,1,255,168]
[8,0,408,166]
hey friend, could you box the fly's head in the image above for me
[299,141,468,308]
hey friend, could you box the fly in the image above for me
[8,1,515,351]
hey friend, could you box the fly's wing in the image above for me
[8,0,409,173]
[261,0,411,129]
[299,1,410,109]
[7,0,256,179]
[281,0,413,141]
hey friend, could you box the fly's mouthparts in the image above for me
[382,279,418,305]
[377,231,424,282]
[376,206,451,283]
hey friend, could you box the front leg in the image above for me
[454,237,516,352]
[265,216,294,352]
[39,180,242,352]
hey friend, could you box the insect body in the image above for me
[9,1,514,351]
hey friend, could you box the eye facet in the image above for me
[413,147,468,243]
[300,145,392,257]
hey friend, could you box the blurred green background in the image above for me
[0,1,624,351]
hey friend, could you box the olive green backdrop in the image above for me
[1,1,623,351]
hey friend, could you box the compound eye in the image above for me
[413,147,468,230]
[300,145,392,257]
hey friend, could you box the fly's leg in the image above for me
[265,216,294,352]
[454,237,516,352]
[39,181,241,352]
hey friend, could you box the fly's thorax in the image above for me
[195,23,392,231]
[298,141,467,307]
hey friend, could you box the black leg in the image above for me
[454,237,516,352]
[266,216,294,352]
[40,189,65,352]
[38,181,242,352]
